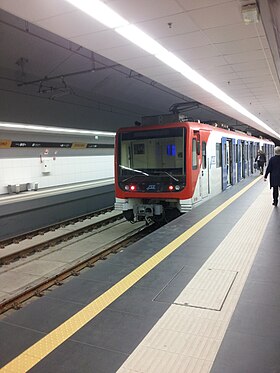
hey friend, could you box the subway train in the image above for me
[114,114,275,223]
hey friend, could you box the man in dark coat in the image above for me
[255,150,266,175]
[264,146,280,206]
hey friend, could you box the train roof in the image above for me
[117,121,274,144]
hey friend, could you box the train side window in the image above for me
[192,138,198,169]
[202,141,206,169]
[216,143,221,167]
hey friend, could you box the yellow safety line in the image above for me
[1,176,263,372]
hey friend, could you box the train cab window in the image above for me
[216,143,221,168]
[117,127,186,180]
[202,141,206,169]
[192,138,198,169]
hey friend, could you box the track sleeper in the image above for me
[71,270,80,276]
[12,302,22,310]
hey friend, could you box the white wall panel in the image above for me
[0,155,114,195]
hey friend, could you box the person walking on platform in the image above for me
[255,149,266,175]
[264,146,280,206]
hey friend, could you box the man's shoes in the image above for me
[272,200,278,206]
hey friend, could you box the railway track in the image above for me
[0,206,115,249]
[0,211,156,315]
[0,209,123,265]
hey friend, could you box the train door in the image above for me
[221,137,227,190]
[245,141,249,176]
[232,139,236,184]
[263,144,268,161]
[241,141,246,178]
[237,139,241,182]
[200,141,208,198]
[269,144,273,159]
[247,142,250,176]
[252,143,255,171]
[253,142,257,172]
[255,143,260,173]
[249,142,253,174]
[267,144,271,160]
[226,141,232,186]
[221,137,233,190]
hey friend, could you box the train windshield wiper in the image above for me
[149,170,179,182]
[163,171,179,182]
[120,165,149,182]
[119,165,149,176]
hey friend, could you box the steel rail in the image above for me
[0,206,114,249]
[0,211,124,265]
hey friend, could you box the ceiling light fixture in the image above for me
[66,0,128,28]
[65,0,280,139]
[115,25,167,55]
[0,122,116,137]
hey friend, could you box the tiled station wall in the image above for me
[0,131,114,195]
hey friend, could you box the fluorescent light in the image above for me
[155,51,190,74]
[66,0,128,28]
[0,122,116,137]
[116,25,167,55]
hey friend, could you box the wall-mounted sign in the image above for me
[87,143,114,148]
[11,141,72,148]
[0,139,12,148]
[1,139,114,149]
[71,143,87,149]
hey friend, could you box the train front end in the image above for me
[114,123,188,223]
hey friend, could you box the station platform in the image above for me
[0,175,279,373]
[0,179,114,206]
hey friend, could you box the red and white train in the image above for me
[114,114,275,223]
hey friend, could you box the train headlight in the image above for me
[125,185,129,191]
[168,185,174,191]
[130,185,136,191]
[175,185,180,191]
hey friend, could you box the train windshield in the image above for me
[117,127,186,180]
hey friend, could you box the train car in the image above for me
[114,114,275,223]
